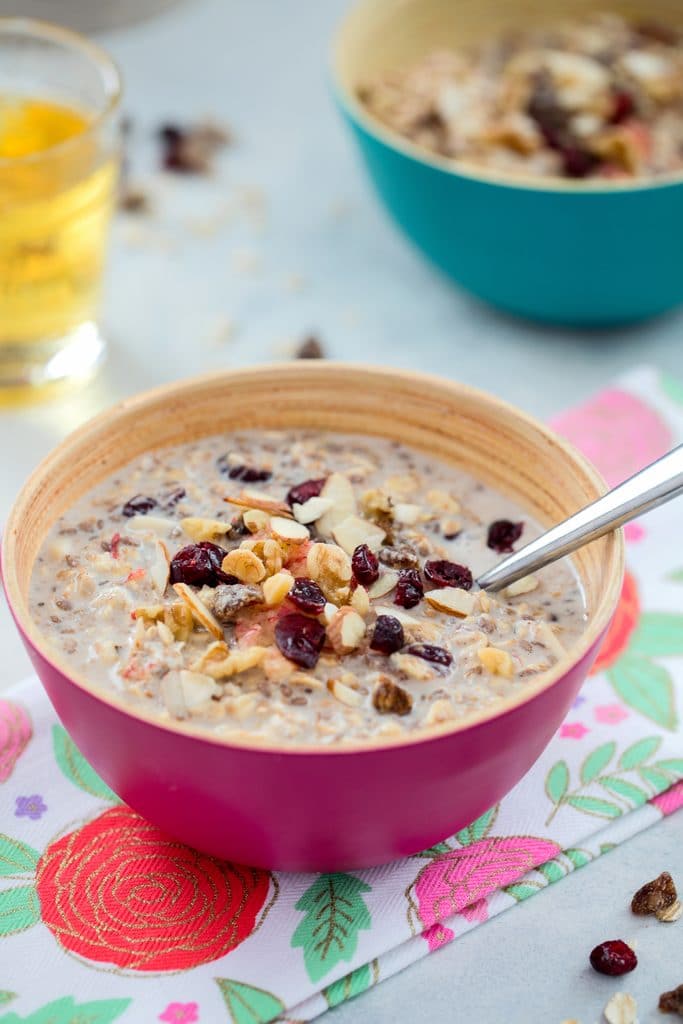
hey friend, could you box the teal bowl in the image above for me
[332,0,683,327]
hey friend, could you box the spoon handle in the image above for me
[477,444,683,593]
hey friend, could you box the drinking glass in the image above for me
[0,18,121,395]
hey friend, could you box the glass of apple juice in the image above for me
[0,18,121,396]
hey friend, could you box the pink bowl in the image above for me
[1,364,623,870]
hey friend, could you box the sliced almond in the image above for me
[172,582,224,639]
[262,570,294,606]
[127,514,178,535]
[327,677,363,707]
[289,671,324,690]
[224,492,293,517]
[242,508,271,533]
[505,574,539,597]
[149,539,170,596]
[327,607,366,654]
[373,604,421,627]
[390,652,434,680]
[292,496,333,524]
[179,670,220,709]
[321,602,338,625]
[190,640,230,672]
[160,673,186,718]
[332,514,385,555]
[603,992,637,1024]
[315,473,357,536]
[157,621,175,645]
[478,646,514,677]
[350,584,370,616]
[425,587,476,617]
[393,503,422,525]
[367,570,399,599]
[270,516,310,543]
[181,516,232,542]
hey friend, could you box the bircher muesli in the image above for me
[29,431,587,745]
[360,13,683,180]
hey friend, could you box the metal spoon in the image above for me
[477,444,683,593]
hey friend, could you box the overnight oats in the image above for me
[29,431,587,745]
[360,13,683,180]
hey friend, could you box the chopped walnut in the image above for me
[378,545,419,569]
[372,677,413,715]
[631,871,677,916]
[211,583,263,622]
[659,984,683,1015]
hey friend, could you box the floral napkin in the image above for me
[1,366,682,1024]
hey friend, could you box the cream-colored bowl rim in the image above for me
[331,0,683,195]
[3,363,624,755]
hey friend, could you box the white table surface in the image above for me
[1,1,682,1019]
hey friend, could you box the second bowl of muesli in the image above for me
[2,364,622,869]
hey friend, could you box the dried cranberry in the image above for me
[394,569,423,609]
[424,560,473,590]
[275,613,326,669]
[370,615,405,655]
[288,577,326,615]
[527,70,568,149]
[487,520,524,553]
[352,544,380,586]
[589,940,637,976]
[228,465,272,483]
[405,643,453,667]
[169,542,235,587]
[610,89,635,125]
[562,146,598,178]
[122,495,158,518]
[286,478,326,507]
[163,487,186,508]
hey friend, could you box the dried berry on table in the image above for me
[370,614,405,655]
[631,871,678,917]
[659,984,683,1015]
[295,335,325,359]
[159,120,231,174]
[589,940,637,976]
[487,519,524,553]
[118,184,151,214]
[274,613,326,669]
[352,543,380,586]
[424,559,473,590]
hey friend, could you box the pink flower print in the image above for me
[624,522,646,543]
[594,703,629,725]
[0,700,32,781]
[559,722,589,739]
[651,782,683,817]
[461,897,489,923]
[408,836,560,950]
[15,794,46,820]
[159,1005,199,1024]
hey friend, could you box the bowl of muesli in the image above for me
[1,363,623,869]
[333,0,683,325]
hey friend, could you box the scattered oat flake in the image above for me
[603,992,637,1024]
[118,183,151,214]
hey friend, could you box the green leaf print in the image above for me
[667,569,683,583]
[618,737,662,770]
[504,882,541,902]
[0,996,16,1009]
[417,841,451,857]
[0,836,39,877]
[324,961,378,1008]
[291,873,372,983]
[537,860,565,884]
[598,777,648,807]
[608,656,677,731]
[52,725,119,803]
[661,371,683,407]
[653,759,683,776]
[599,843,616,855]
[454,805,498,846]
[629,613,683,657]
[0,996,131,1024]
[581,742,616,785]
[215,980,285,1024]
[639,766,673,791]
[564,848,592,869]
[545,761,569,805]
[566,795,622,819]
[0,886,40,937]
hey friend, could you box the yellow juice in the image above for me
[0,97,117,345]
